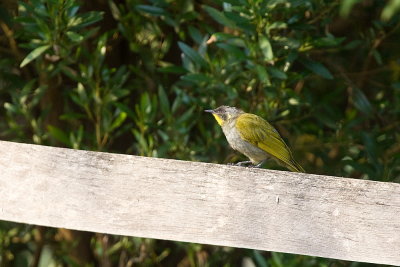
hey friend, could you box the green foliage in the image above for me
[0,0,399,265]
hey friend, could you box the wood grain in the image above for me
[0,141,399,265]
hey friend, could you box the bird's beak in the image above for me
[204,109,215,113]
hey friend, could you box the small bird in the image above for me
[205,105,304,172]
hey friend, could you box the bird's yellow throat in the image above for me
[212,114,224,126]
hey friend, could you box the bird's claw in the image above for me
[228,161,252,167]
[228,160,266,168]
[253,160,266,168]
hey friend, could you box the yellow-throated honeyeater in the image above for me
[206,106,304,172]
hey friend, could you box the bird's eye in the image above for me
[220,113,227,120]
[224,113,233,121]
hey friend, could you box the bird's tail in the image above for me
[286,159,305,173]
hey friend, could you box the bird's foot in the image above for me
[227,160,266,168]
[234,161,253,167]
[249,160,266,168]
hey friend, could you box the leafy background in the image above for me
[0,0,399,266]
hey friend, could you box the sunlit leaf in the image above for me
[69,11,103,28]
[259,36,274,61]
[20,45,50,67]
[110,112,127,131]
[340,0,361,16]
[381,0,400,21]
[108,0,121,20]
[66,31,84,42]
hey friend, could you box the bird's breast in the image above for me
[221,121,268,163]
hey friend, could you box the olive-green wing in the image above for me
[235,113,304,172]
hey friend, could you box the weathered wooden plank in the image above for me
[0,140,399,265]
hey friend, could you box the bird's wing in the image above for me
[236,113,303,172]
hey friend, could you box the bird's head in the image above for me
[205,105,244,126]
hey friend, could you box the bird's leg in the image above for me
[235,161,252,166]
[252,160,266,168]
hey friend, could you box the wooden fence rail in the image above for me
[0,141,399,265]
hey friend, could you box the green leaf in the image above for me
[66,31,84,42]
[340,0,361,17]
[211,33,246,47]
[271,252,284,267]
[47,125,71,146]
[110,112,127,131]
[157,130,169,142]
[381,0,400,21]
[71,126,84,149]
[211,32,237,42]
[0,6,13,27]
[353,88,373,115]
[61,65,80,81]
[203,5,235,28]
[222,0,243,5]
[20,45,50,67]
[132,129,149,152]
[259,36,274,61]
[59,112,86,120]
[267,21,287,33]
[157,66,187,74]
[313,36,346,47]
[158,86,170,115]
[69,11,103,29]
[372,49,383,65]
[216,43,246,60]
[4,103,17,114]
[268,67,287,80]
[253,251,268,267]
[343,40,362,50]
[176,106,195,125]
[67,5,80,17]
[301,58,333,79]
[178,41,207,68]
[315,107,338,129]
[180,73,211,83]
[136,5,166,15]
[224,12,250,25]
[225,12,254,32]
[254,65,271,86]
[392,82,400,89]
[188,26,203,45]
[274,36,301,49]
[361,132,379,166]
[113,102,136,120]
[108,0,121,20]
